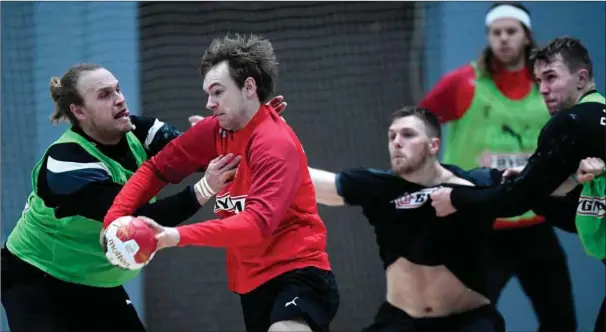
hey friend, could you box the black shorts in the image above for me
[1,247,146,332]
[362,302,505,332]
[239,266,340,332]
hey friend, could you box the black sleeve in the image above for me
[43,142,201,227]
[450,105,589,218]
[335,168,388,206]
[130,115,182,157]
[531,186,581,234]
[56,181,201,227]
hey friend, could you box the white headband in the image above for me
[485,5,531,29]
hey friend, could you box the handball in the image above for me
[104,216,158,270]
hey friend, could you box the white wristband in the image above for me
[195,177,217,200]
[195,181,210,199]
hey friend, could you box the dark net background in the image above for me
[139,2,425,331]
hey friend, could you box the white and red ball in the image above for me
[104,216,157,270]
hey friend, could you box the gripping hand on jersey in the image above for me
[188,95,287,127]
[192,153,241,204]
[430,188,456,217]
[501,157,605,197]
[575,157,605,183]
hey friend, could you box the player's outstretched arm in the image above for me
[44,144,202,227]
[531,187,581,233]
[130,115,182,157]
[440,106,588,218]
[103,117,220,229]
[308,167,345,206]
[502,165,578,197]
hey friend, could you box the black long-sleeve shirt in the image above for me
[450,93,605,229]
[38,115,201,226]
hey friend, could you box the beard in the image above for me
[392,145,431,175]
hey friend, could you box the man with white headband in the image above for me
[419,2,577,330]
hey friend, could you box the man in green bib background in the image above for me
[420,3,576,330]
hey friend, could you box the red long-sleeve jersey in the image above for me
[419,63,545,230]
[104,105,331,294]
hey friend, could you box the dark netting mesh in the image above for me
[139,2,425,330]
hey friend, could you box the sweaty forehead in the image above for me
[534,56,567,76]
[78,69,118,93]
[203,61,231,91]
[389,116,425,132]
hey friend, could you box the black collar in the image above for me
[579,89,598,101]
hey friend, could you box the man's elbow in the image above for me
[243,208,280,241]
[144,158,174,184]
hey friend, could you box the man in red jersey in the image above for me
[103,33,339,332]
[419,3,576,331]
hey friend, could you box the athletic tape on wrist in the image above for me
[195,177,217,200]
[202,177,216,196]
[485,4,531,29]
[194,180,209,200]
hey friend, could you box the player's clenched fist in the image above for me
[575,157,605,183]
[430,187,457,217]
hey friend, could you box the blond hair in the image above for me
[49,63,101,125]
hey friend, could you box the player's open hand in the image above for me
[267,95,287,115]
[188,95,287,127]
[188,115,205,127]
[576,157,605,183]
[192,154,241,203]
[430,187,457,217]
[138,216,180,250]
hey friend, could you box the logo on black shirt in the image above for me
[392,187,440,209]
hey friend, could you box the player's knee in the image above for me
[268,320,312,332]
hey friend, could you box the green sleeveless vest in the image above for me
[7,129,152,287]
[442,62,551,223]
[575,91,605,259]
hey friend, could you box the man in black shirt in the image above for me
[430,36,605,332]
[308,106,515,331]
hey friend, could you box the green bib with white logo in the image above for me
[575,91,606,259]
[442,62,550,223]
